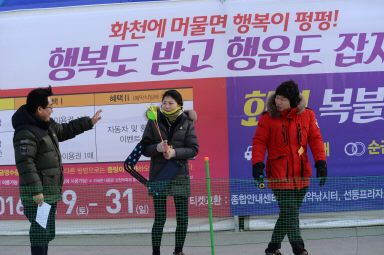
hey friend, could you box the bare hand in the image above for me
[91,109,102,125]
[33,193,44,206]
[163,149,176,159]
[156,140,169,152]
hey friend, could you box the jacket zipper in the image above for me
[282,124,287,145]
[287,161,289,180]
[297,123,304,178]
[283,121,289,181]
[297,123,302,146]
[288,119,296,185]
[301,158,304,178]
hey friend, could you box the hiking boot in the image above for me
[266,249,282,255]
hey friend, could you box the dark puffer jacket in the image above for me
[12,105,94,206]
[141,109,199,197]
[252,93,326,190]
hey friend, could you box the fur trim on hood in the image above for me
[184,109,197,123]
[266,92,307,118]
[145,107,197,123]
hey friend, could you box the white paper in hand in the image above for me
[35,202,51,229]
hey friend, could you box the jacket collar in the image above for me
[12,104,50,130]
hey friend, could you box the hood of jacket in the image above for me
[266,92,307,118]
[12,104,50,131]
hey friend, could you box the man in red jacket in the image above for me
[252,80,327,255]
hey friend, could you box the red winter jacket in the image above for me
[252,93,326,190]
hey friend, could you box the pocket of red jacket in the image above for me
[267,155,288,182]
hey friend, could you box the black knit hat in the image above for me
[275,80,300,108]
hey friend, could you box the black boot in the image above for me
[290,241,306,255]
[265,242,282,255]
[296,250,308,255]
[265,250,282,255]
[152,246,160,255]
[31,246,45,255]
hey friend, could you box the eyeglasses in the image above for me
[45,106,53,110]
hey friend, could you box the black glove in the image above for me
[315,160,327,186]
[253,162,265,185]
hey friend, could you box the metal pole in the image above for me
[204,157,215,255]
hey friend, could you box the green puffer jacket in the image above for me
[141,109,199,197]
[12,105,94,206]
